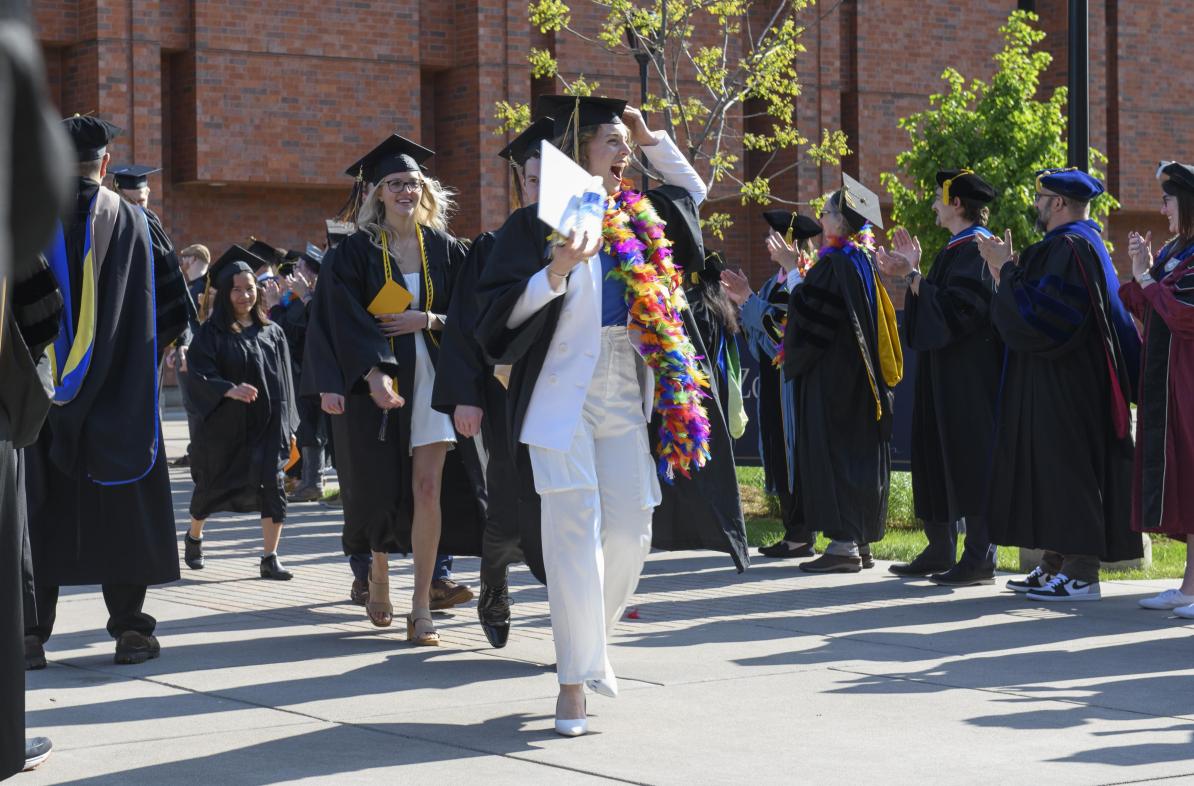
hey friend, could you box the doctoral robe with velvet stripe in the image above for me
[903,232,1003,523]
[1119,239,1194,536]
[326,227,485,557]
[986,231,1140,561]
[783,249,891,545]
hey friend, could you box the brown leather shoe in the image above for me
[114,631,160,665]
[429,579,474,610]
[799,553,863,574]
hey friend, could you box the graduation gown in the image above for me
[26,180,190,588]
[186,320,298,521]
[986,228,1140,560]
[904,229,1004,522]
[327,227,485,556]
[783,248,892,545]
[431,231,542,580]
[1119,239,1194,536]
[475,204,749,571]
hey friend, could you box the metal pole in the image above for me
[1067,0,1089,171]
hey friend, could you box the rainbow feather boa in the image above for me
[603,188,712,482]
[772,227,876,370]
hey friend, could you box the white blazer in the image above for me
[506,131,707,452]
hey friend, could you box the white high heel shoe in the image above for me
[554,717,588,737]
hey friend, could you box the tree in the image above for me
[498,0,850,238]
[880,10,1118,266]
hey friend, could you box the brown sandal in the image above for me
[406,608,439,646]
[367,577,392,628]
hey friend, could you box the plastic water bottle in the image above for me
[575,176,606,237]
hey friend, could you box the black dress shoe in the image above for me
[930,561,996,587]
[184,534,204,570]
[799,553,862,574]
[888,548,954,577]
[859,544,875,569]
[350,578,369,606]
[23,737,52,772]
[477,581,511,649]
[260,554,293,580]
[758,541,816,559]
[170,454,190,467]
[24,635,46,671]
[114,631,160,665]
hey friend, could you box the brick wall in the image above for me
[32,0,1193,283]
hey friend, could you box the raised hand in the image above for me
[550,229,602,276]
[1128,231,1154,280]
[765,230,799,272]
[620,106,657,147]
[720,267,753,306]
[976,229,1015,283]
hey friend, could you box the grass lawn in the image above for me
[737,466,1188,581]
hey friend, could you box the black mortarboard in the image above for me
[344,134,434,185]
[1158,161,1194,196]
[646,185,705,276]
[697,250,728,284]
[762,210,822,244]
[500,117,556,167]
[247,239,285,269]
[535,94,628,139]
[935,169,997,204]
[1035,167,1104,202]
[210,245,271,288]
[62,115,122,162]
[110,164,160,190]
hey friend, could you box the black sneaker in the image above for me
[1006,566,1055,593]
[24,635,46,671]
[1026,574,1101,602]
[23,737,52,772]
[930,561,996,587]
[184,534,204,570]
[114,631,161,665]
[889,547,954,577]
[799,553,862,574]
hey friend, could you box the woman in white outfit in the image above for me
[477,96,709,736]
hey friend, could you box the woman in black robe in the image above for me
[327,135,484,645]
[184,246,299,580]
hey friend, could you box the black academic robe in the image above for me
[431,232,541,580]
[25,180,190,588]
[784,249,892,545]
[299,245,345,398]
[686,283,730,410]
[328,227,485,556]
[186,320,298,522]
[475,205,749,572]
[904,234,1004,523]
[271,297,326,449]
[986,232,1140,560]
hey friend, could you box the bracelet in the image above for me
[547,267,568,280]
[1138,271,1155,286]
[426,311,432,330]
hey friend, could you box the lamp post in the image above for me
[627,26,654,191]
[1067,0,1089,171]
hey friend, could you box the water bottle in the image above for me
[575,176,607,238]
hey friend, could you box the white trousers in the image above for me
[528,327,662,693]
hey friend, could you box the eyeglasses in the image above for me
[1034,192,1058,202]
[819,209,840,219]
[384,179,423,194]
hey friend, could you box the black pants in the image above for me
[925,517,996,569]
[177,366,203,458]
[1,444,27,779]
[26,584,155,643]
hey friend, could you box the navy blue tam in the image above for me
[1035,168,1104,202]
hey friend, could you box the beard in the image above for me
[1033,205,1050,233]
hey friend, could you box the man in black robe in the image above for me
[24,115,190,667]
[1,5,72,772]
[876,170,1003,585]
[976,167,1142,601]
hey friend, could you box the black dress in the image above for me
[186,320,298,522]
[903,232,1004,523]
[784,248,892,545]
[986,232,1140,560]
[327,226,486,556]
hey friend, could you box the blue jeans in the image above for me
[348,553,453,582]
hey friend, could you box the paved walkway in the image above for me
[21,411,1194,784]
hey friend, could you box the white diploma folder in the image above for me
[537,140,606,239]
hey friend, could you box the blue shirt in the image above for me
[600,250,629,326]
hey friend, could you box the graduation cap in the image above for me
[762,210,822,244]
[935,169,997,204]
[344,134,434,185]
[500,117,556,167]
[301,243,324,273]
[110,164,160,190]
[1158,161,1194,196]
[535,95,627,141]
[1035,167,1104,202]
[840,173,884,232]
[247,239,285,270]
[326,219,354,249]
[210,245,271,288]
[62,115,122,162]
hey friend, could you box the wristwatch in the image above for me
[904,270,920,286]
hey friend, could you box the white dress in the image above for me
[402,272,456,452]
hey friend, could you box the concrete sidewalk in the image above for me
[20,411,1194,785]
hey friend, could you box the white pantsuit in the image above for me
[506,131,706,694]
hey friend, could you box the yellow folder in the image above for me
[367,279,414,315]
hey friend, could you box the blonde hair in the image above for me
[357,173,457,243]
[179,244,210,266]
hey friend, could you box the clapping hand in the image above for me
[875,228,922,278]
[287,270,312,301]
[261,278,283,310]
[720,267,753,307]
[1128,231,1154,281]
[976,229,1016,284]
[224,383,258,403]
[765,230,799,272]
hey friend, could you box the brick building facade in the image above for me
[31,0,1193,284]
